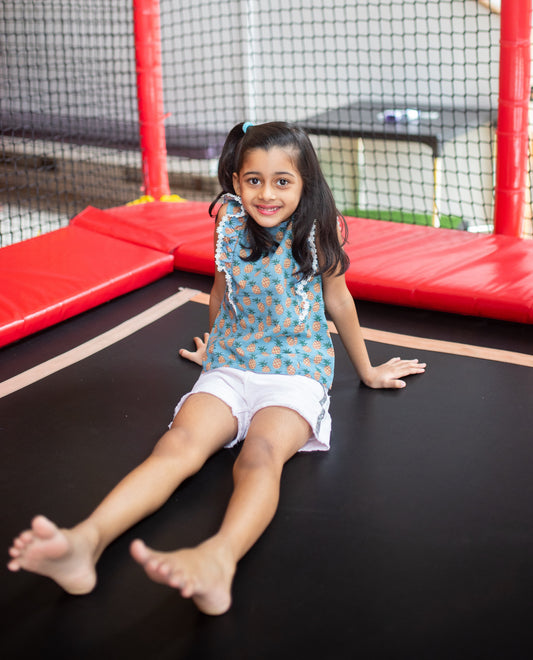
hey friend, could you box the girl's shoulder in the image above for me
[214,202,229,226]
[215,195,246,232]
[215,197,247,272]
[219,194,245,217]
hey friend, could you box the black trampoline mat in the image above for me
[2,272,533,660]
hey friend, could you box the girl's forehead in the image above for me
[240,146,298,172]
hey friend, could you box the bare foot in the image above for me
[130,538,236,616]
[7,515,97,595]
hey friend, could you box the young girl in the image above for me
[7,121,425,616]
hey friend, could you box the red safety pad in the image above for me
[71,202,214,258]
[174,236,215,276]
[0,225,174,347]
[343,219,533,323]
[72,202,533,324]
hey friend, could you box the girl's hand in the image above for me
[179,333,209,366]
[362,357,426,389]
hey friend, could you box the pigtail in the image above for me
[209,123,247,217]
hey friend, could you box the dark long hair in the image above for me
[210,121,349,278]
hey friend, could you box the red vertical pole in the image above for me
[133,0,170,200]
[493,0,532,236]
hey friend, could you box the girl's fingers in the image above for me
[179,333,210,365]
[193,333,209,348]
[391,358,426,373]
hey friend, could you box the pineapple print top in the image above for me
[203,197,335,389]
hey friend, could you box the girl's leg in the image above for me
[131,405,311,615]
[7,393,238,594]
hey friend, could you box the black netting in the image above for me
[0,0,140,245]
[1,1,527,247]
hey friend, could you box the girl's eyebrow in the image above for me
[243,170,296,177]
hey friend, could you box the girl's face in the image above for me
[233,147,303,228]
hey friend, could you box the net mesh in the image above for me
[0,0,139,245]
[1,0,529,247]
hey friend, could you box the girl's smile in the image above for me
[233,147,304,227]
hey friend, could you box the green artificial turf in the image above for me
[343,208,464,229]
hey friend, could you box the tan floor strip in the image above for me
[194,291,533,368]
[0,288,201,399]
[357,327,533,368]
[2,288,531,400]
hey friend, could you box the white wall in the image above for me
[0,0,137,119]
[159,0,499,131]
[1,0,502,227]
[2,1,499,135]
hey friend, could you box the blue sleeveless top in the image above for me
[203,197,335,389]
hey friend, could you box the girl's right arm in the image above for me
[179,205,228,365]
[208,265,226,329]
[208,204,229,328]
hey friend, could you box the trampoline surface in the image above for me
[1,271,533,660]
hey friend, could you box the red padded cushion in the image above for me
[71,202,533,324]
[0,225,173,347]
[174,236,215,275]
[344,219,533,323]
[71,202,214,254]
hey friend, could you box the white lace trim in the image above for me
[295,221,318,323]
[214,194,245,315]
[216,200,318,323]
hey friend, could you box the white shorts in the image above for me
[172,367,331,452]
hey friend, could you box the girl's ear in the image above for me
[232,172,241,195]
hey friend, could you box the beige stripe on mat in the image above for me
[0,288,201,399]
[193,291,533,367]
[2,288,531,401]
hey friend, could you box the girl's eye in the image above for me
[277,178,289,187]
[247,177,260,186]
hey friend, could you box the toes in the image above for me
[131,542,208,597]
[32,515,57,539]
[147,558,179,585]
[181,578,197,598]
[7,559,20,572]
[9,530,33,559]
[130,539,149,564]
[167,573,184,589]
[18,531,33,545]
[145,557,163,575]
[131,541,182,588]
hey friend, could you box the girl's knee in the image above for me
[233,436,281,477]
[152,427,202,465]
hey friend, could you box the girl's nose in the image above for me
[259,184,275,200]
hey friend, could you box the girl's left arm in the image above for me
[322,269,426,389]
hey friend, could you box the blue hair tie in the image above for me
[242,121,254,134]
